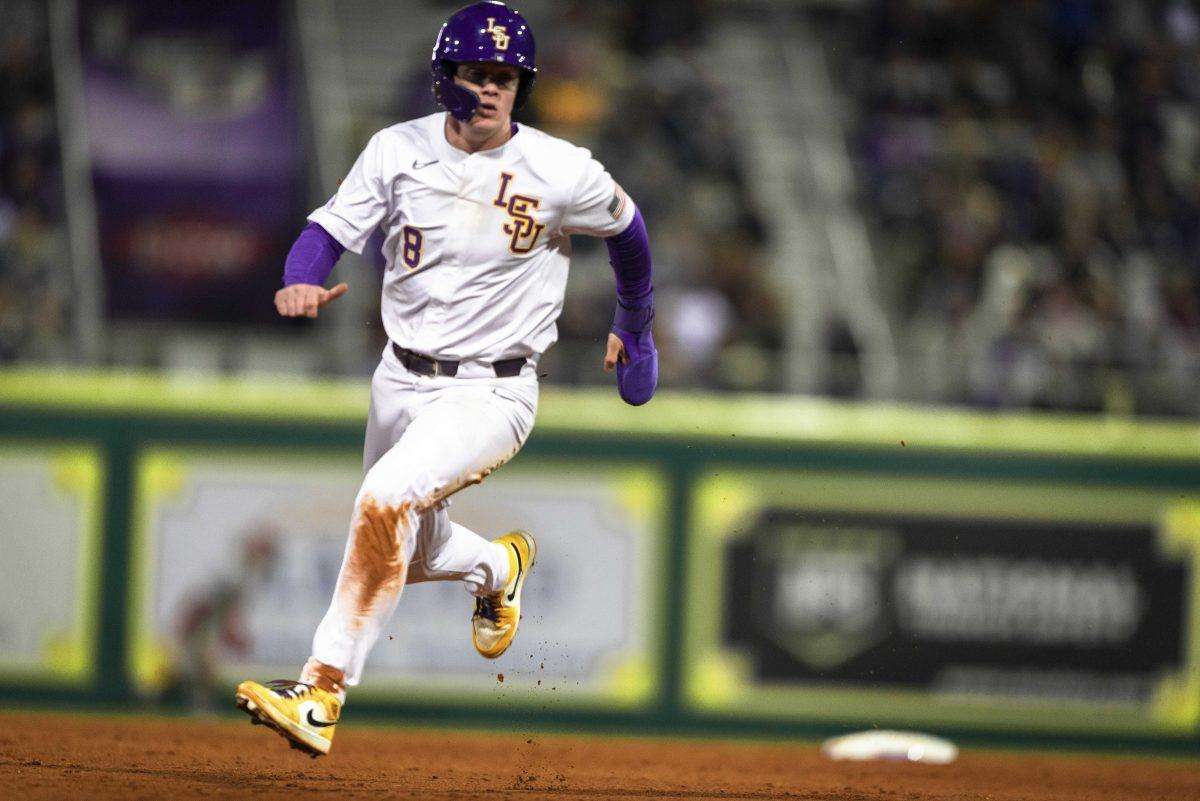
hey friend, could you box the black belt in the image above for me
[391,343,527,378]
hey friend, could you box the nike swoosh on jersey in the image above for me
[412,159,439,169]
[506,543,523,602]
[306,709,338,728]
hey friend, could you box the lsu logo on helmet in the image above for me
[486,18,510,50]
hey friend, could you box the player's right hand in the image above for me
[275,283,348,318]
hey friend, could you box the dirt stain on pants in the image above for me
[336,494,412,634]
[300,656,346,697]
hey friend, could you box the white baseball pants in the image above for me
[309,345,538,685]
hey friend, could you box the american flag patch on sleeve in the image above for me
[607,183,627,220]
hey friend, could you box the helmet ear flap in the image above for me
[431,60,480,122]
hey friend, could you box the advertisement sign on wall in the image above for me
[685,469,1200,735]
[0,445,103,686]
[130,448,668,710]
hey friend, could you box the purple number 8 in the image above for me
[401,226,423,270]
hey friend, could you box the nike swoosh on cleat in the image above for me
[306,709,338,728]
[412,159,439,169]
[507,542,523,602]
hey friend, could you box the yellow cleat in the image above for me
[472,530,537,659]
[235,679,341,757]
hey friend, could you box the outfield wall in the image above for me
[1,368,1198,745]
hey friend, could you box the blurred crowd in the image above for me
[846,0,1200,415]
[0,0,71,363]
[537,2,782,392]
[8,0,1200,416]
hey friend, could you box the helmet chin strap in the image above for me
[436,75,480,122]
[451,107,475,122]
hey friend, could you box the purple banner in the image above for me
[83,0,302,323]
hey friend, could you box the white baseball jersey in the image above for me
[309,112,637,362]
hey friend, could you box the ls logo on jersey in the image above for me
[493,172,545,254]
[486,18,510,50]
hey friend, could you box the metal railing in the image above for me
[48,0,105,364]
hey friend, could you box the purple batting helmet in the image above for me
[431,1,537,122]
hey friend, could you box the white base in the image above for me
[821,730,958,764]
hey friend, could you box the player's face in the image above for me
[454,62,519,134]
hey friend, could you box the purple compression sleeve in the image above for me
[605,208,652,305]
[605,209,657,406]
[283,222,346,287]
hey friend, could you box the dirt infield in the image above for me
[2,711,1199,800]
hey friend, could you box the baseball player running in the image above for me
[235,2,656,757]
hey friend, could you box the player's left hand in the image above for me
[603,333,627,370]
[605,299,658,406]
